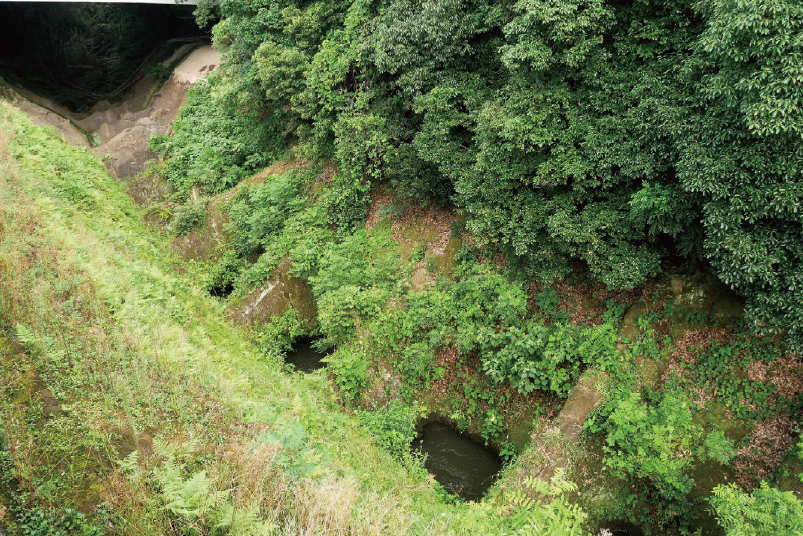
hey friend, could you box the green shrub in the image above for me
[254,41,310,106]
[199,0,803,350]
[686,340,799,420]
[326,345,369,402]
[397,341,438,389]
[333,113,390,186]
[10,507,102,536]
[317,285,389,345]
[494,470,590,536]
[481,408,517,459]
[169,201,206,236]
[358,400,419,460]
[532,285,561,321]
[384,143,452,205]
[478,321,619,397]
[479,324,581,396]
[316,175,371,233]
[310,229,403,344]
[255,310,307,362]
[226,171,303,257]
[156,80,282,196]
[601,388,705,529]
[702,430,736,465]
[711,482,803,536]
[448,262,529,354]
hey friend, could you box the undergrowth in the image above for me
[0,100,596,534]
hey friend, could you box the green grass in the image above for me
[0,103,589,534]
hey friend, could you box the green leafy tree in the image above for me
[679,0,803,349]
[175,0,803,349]
[711,482,803,536]
[156,81,281,195]
[603,390,701,499]
[253,41,310,107]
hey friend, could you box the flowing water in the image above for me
[285,339,327,372]
[412,422,503,501]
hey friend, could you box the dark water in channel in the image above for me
[412,422,503,501]
[285,340,327,372]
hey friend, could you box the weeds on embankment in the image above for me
[0,103,432,534]
[0,103,588,534]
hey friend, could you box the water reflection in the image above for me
[412,421,503,501]
[285,339,326,372]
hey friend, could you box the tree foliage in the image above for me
[711,482,803,536]
[175,0,803,349]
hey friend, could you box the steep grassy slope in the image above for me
[0,103,590,534]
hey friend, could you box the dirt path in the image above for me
[1,44,219,179]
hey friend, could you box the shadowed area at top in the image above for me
[0,2,208,110]
[0,1,203,5]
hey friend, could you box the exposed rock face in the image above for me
[108,428,154,467]
[159,161,318,329]
[168,161,304,261]
[3,43,219,180]
[126,172,173,208]
[37,381,63,419]
[93,109,173,178]
[526,425,571,484]
[283,267,318,326]
[621,267,744,341]
[85,45,219,179]
[229,259,317,328]
[661,268,744,339]
[362,359,402,408]
[558,372,605,442]
[0,83,91,148]
[522,374,605,490]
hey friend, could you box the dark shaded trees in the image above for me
[0,3,205,110]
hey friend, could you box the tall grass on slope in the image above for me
[0,103,592,536]
[0,102,473,534]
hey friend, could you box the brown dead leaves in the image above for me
[366,188,458,256]
[734,415,797,490]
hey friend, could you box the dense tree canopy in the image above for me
[173,0,803,349]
